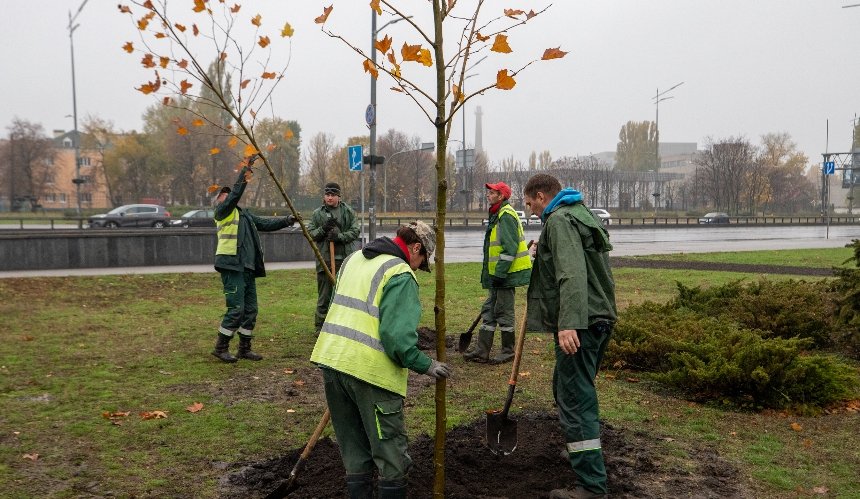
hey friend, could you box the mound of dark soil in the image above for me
[219,412,745,498]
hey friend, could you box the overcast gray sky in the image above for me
[1,1,858,167]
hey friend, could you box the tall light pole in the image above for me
[367,14,411,241]
[68,0,89,218]
[653,81,684,171]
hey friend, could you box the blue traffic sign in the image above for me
[348,145,363,171]
[824,161,835,175]
[365,104,375,127]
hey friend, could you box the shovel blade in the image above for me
[486,410,518,455]
[457,332,473,353]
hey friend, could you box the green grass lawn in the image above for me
[0,249,857,497]
[631,247,855,268]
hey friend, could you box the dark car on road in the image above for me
[88,204,171,228]
[170,209,215,228]
[698,212,730,224]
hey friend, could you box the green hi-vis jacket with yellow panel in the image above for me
[481,201,532,289]
[310,249,432,396]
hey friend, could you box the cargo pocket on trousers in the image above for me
[374,398,405,440]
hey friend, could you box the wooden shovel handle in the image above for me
[329,240,336,276]
[500,301,528,417]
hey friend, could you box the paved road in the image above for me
[1,225,857,278]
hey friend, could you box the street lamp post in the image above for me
[366,13,411,241]
[653,81,684,171]
[68,0,89,219]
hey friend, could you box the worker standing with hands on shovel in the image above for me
[463,181,532,364]
[523,174,617,499]
[310,221,452,499]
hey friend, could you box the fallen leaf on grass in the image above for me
[790,422,803,432]
[284,369,295,374]
[519,371,530,377]
[102,411,131,426]
[140,410,168,420]
[286,409,296,413]
[20,335,34,341]
[603,374,616,380]
[625,377,640,383]
[293,380,305,387]
[803,438,812,449]
[22,453,39,461]
[812,486,829,495]
[186,402,204,413]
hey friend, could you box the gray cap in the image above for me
[406,220,435,272]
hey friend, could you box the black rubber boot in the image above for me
[236,334,263,361]
[345,472,374,499]
[211,334,237,363]
[378,478,407,499]
[490,329,515,364]
[463,329,494,363]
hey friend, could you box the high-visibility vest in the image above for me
[488,204,531,276]
[310,252,416,396]
[215,208,239,255]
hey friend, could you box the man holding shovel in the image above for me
[463,181,532,364]
[310,221,452,499]
[307,182,360,333]
[523,174,617,499]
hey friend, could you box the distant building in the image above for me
[42,130,112,211]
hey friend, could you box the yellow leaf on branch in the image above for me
[210,148,220,155]
[496,69,516,90]
[177,127,188,136]
[452,84,463,103]
[491,34,512,54]
[251,14,262,27]
[192,119,204,127]
[401,42,421,62]
[244,144,259,157]
[228,136,239,148]
[417,48,432,67]
[281,22,294,37]
[375,34,392,54]
[159,56,170,69]
[370,0,382,16]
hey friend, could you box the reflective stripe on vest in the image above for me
[310,252,417,396]
[488,204,531,275]
[566,438,602,453]
[215,208,240,255]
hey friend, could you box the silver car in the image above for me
[88,204,171,228]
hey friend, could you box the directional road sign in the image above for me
[349,145,363,171]
[824,161,835,175]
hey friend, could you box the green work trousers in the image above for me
[315,261,343,330]
[219,269,258,334]
[322,368,411,481]
[554,322,613,495]
[479,286,516,336]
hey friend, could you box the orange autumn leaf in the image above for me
[186,402,204,413]
[141,53,155,68]
[177,59,189,69]
[177,127,188,135]
[280,22,294,37]
[387,52,397,65]
[136,70,161,94]
[541,47,568,60]
[363,59,378,79]
[258,35,270,48]
[417,48,432,67]
[266,143,276,152]
[118,4,131,14]
[401,42,421,62]
[22,453,39,461]
[475,32,490,42]
[240,79,251,89]
[491,34,512,54]
[162,96,172,105]
[284,129,294,139]
[504,8,525,18]
[452,84,464,103]
[220,51,227,61]
[175,23,186,32]
[207,184,221,194]
[261,71,277,79]
[790,422,803,432]
[228,136,239,148]
[154,32,167,39]
[122,42,134,53]
[315,5,333,24]
[192,119,205,127]
[159,56,170,69]
[375,34,392,54]
[369,0,381,15]
[390,86,404,93]
[495,69,516,90]
[251,14,262,27]
[244,144,259,157]
[101,411,131,419]
[180,79,193,94]
[526,9,538,19]
[192,0,206,13]
[193,24,199,36]
[140,410,168,420]
[230,4,240,14]
[137,17,150,30]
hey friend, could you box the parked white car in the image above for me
[589,208,612,225]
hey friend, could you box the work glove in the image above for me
[490,275,506,288]
[323,218,339,232]
[326,226,340,241]
[424,360,452,380]
[285,214,298,226]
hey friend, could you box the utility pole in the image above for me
[653,81,684,171]
[68,0,89,220]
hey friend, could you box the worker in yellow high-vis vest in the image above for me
[464,181,532,364]
[310,221,452,499]
[211,158,296,363]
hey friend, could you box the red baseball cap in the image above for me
[485,181,511,200]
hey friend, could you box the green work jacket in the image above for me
[526,202,617,333]
[308,201,361,272]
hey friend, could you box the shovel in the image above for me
[457,312,483,353]
[264,409,331,499]
[486,302,528,455]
